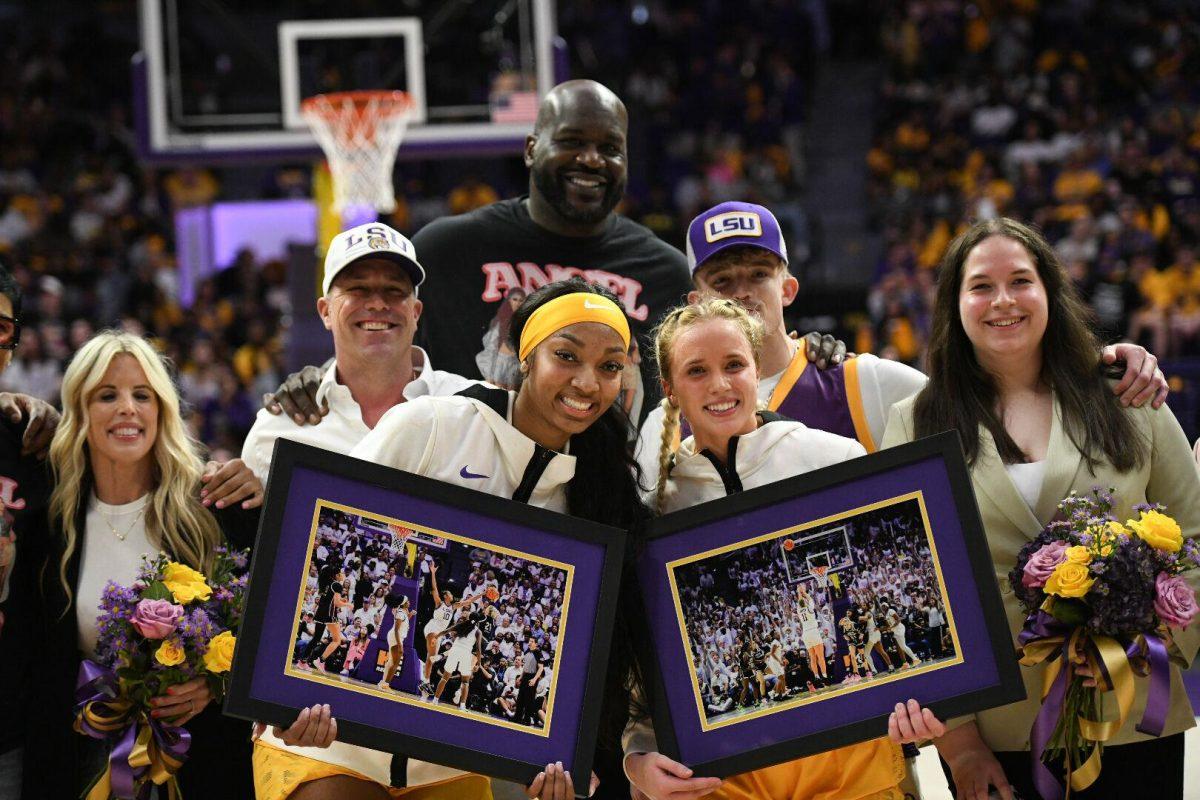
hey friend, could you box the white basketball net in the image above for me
[302,91,412,214]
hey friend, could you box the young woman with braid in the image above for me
[624,298,944,800]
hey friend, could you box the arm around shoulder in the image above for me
[863,354,929,409]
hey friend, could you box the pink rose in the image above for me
[1022,541,1069,588]
[132,598,185,639]
[1155,572,1199,629]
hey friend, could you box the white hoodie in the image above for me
[656,412,867,513]
[352,385,575,511]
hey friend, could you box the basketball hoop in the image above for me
[302,90,413,214]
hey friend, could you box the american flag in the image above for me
[490,90,539,123]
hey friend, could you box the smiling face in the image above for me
[691,249,797,338]
[516,321,628,450]
[958,234,1049,368]
[525,92,628,228]
[664,318,760,455]
[318,258,422,367]
[86,353,159,473]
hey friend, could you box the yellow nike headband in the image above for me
[517,292,632,361]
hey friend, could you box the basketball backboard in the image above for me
[135,0,563,163]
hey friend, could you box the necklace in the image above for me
[100,501,148,542]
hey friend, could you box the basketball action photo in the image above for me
[287,500,572,735]
[669,493,961,729]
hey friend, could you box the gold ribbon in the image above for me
[1018,622,1142,795]
[77,710,184,800]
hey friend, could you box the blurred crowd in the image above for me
[865,0,1200,366]
[0,1,833,457]
[11,0,1193,455]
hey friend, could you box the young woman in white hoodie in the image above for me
[624,298,944,800]
[261,278,645,800]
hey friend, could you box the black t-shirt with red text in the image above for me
[412,196,692,414]
[0,417,51,754]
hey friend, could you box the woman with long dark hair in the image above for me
[882,217,1200,799]
[253,277,646,800]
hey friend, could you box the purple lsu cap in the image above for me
[686,201,788,273]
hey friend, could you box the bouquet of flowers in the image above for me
[74,546,249,800]
[1010,488,1199,799]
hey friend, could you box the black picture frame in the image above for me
[637,431,1025,778]
[225,439,626,798]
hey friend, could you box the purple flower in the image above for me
[1023,542,1069,588]
[1155,572,1199,629]
[132,599,185,639]
[1088,539,1157,637]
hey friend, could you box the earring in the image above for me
[520,360,530,375]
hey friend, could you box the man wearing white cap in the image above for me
[241,221,473,482]
[242,222,477,794]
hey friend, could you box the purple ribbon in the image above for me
[1022,611,1069,800]
[110,725,140,799]
[73,660,192,800]
[1020,612,1174,800]
[74,660,121,738]
[1133,634,1170,736]
[1018,609,1067,651]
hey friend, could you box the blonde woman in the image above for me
[624,298,943,800]
[24,330,262,800]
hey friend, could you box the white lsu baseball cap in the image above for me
[322,222,425,296]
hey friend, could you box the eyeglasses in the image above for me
[0,315,19,350]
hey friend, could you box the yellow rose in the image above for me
[1064,546,1091,565]
[154,638,186,667]
[1044,561,1095,598]
[202,630,237,674]
[1128,510,1183,553]
[162,562,212,604]
[1106,521,1129,538]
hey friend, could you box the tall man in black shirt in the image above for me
[413,80,692,416]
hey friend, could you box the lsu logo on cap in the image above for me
[704,211,763,243]
[367,235,390,250]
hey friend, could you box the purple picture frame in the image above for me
[637,432,1024,777]
[225,439,625,796]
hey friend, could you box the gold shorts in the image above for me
[252,739,493,800]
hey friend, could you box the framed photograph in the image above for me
[226,439,626,795]
[637,431,1024,777]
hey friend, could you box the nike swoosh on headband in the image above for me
[582,299,609,309]
[459,466,489,480]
